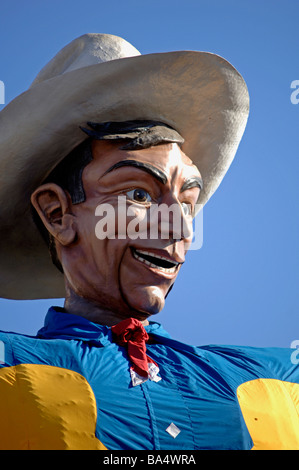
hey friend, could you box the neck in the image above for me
[63,284,149,327]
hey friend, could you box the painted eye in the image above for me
[126,188,152,203]
[181,202,193,217]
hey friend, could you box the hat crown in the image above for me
[30,33,140,88]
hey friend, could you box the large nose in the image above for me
[152,193,194,243]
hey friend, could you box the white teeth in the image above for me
[135,250,179,266]
[133,250,178,273]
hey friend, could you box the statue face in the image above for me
[61,140,202,321]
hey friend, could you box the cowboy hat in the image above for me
[0,33,249,299]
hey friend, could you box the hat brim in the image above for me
[0,50,249,299]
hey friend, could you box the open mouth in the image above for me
[131,248,180,274]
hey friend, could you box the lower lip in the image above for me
[131,249,179,279]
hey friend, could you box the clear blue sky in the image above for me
[0,0,298,347]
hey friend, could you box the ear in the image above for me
[31,183,77,246]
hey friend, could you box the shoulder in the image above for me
[0,330,39,367]
[200,344,299,383]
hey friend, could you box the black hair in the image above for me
[31,139,93,273]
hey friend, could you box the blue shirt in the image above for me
[0,307,298,450]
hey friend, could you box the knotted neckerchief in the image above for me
[111,318,161,386]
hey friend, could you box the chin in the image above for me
[124,285,166,317]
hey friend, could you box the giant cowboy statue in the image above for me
[0,34,298,450]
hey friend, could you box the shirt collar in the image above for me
[37,306,171,345]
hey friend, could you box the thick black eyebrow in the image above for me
[180,176,203,193]
[102,159,167,185]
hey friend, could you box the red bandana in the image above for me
[111,318,159,380]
